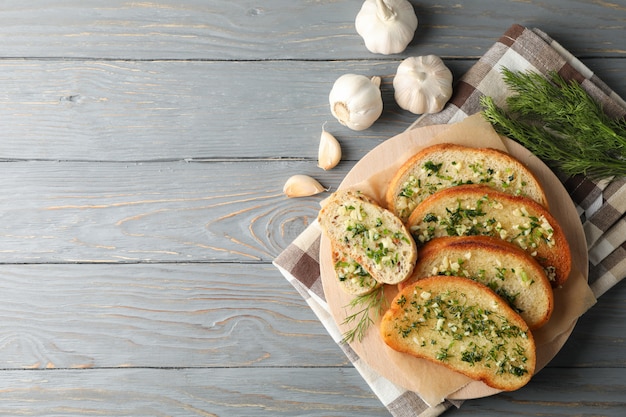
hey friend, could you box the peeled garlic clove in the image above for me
[329,74,383,131]
[318,126,342,170]
[283,175,326,198]
[393,55,453,114]
[355,0,418,55]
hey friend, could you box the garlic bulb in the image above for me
[283,175,326,198]
[329,74,383,131]
[318,125,342,170]
[393,55,453,114]
[355,0,418,55]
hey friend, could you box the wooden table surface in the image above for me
[0,1,624,416]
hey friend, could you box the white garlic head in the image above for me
[393,55,453,114]
[329,74,383,131]
[355,0,418,55]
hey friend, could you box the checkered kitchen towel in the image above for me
[274,24,626,416]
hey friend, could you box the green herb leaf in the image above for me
[341,285,386,344]
[481,68,626,179]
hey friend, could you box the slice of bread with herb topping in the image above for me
[381,275,536,391]
[399,236,553,329]
[331,246,382,296]
[318,189,417,285]
[385,143,548,222]
[406,184,571,287]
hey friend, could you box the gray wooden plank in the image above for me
[0,58,624,162]
[0,263,347,369]
[0,160,341,263]
[0,59,467,161]
[0,367,623,416]
[0,367,389,417]
[0,261,622,370]
[0,1,623,60]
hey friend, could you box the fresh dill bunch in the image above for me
[481,68,626,179]
[341,285,386,344]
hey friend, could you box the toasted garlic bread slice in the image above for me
[400,236,553,329]
[406,184,570,287]
[331,246,381,296]
[318,189,417,285]
[386,143,548,222]
[381,276,536,391]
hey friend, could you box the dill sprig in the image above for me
[341,285,386,344]
[481,68,626,179]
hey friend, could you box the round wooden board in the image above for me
[320,124,589,403]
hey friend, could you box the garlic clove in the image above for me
[393,55,453,114]
[283,174,327,198]
[318,125,342,170]
[329,74,383,131]
[355,0,418,55]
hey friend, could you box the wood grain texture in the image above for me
[0,263,349,369]
[0,0,623,60]
[0,160,344,263]
[0,367,622,416]
[0,368,388,417]
[0,59,462,161]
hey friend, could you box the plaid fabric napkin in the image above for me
[274,24,626,416]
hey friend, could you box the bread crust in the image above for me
[318,189,417,285]
[381,276,536,391]
[400,236,554,329]
[385,143,548,222]
[406,184,571,287]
